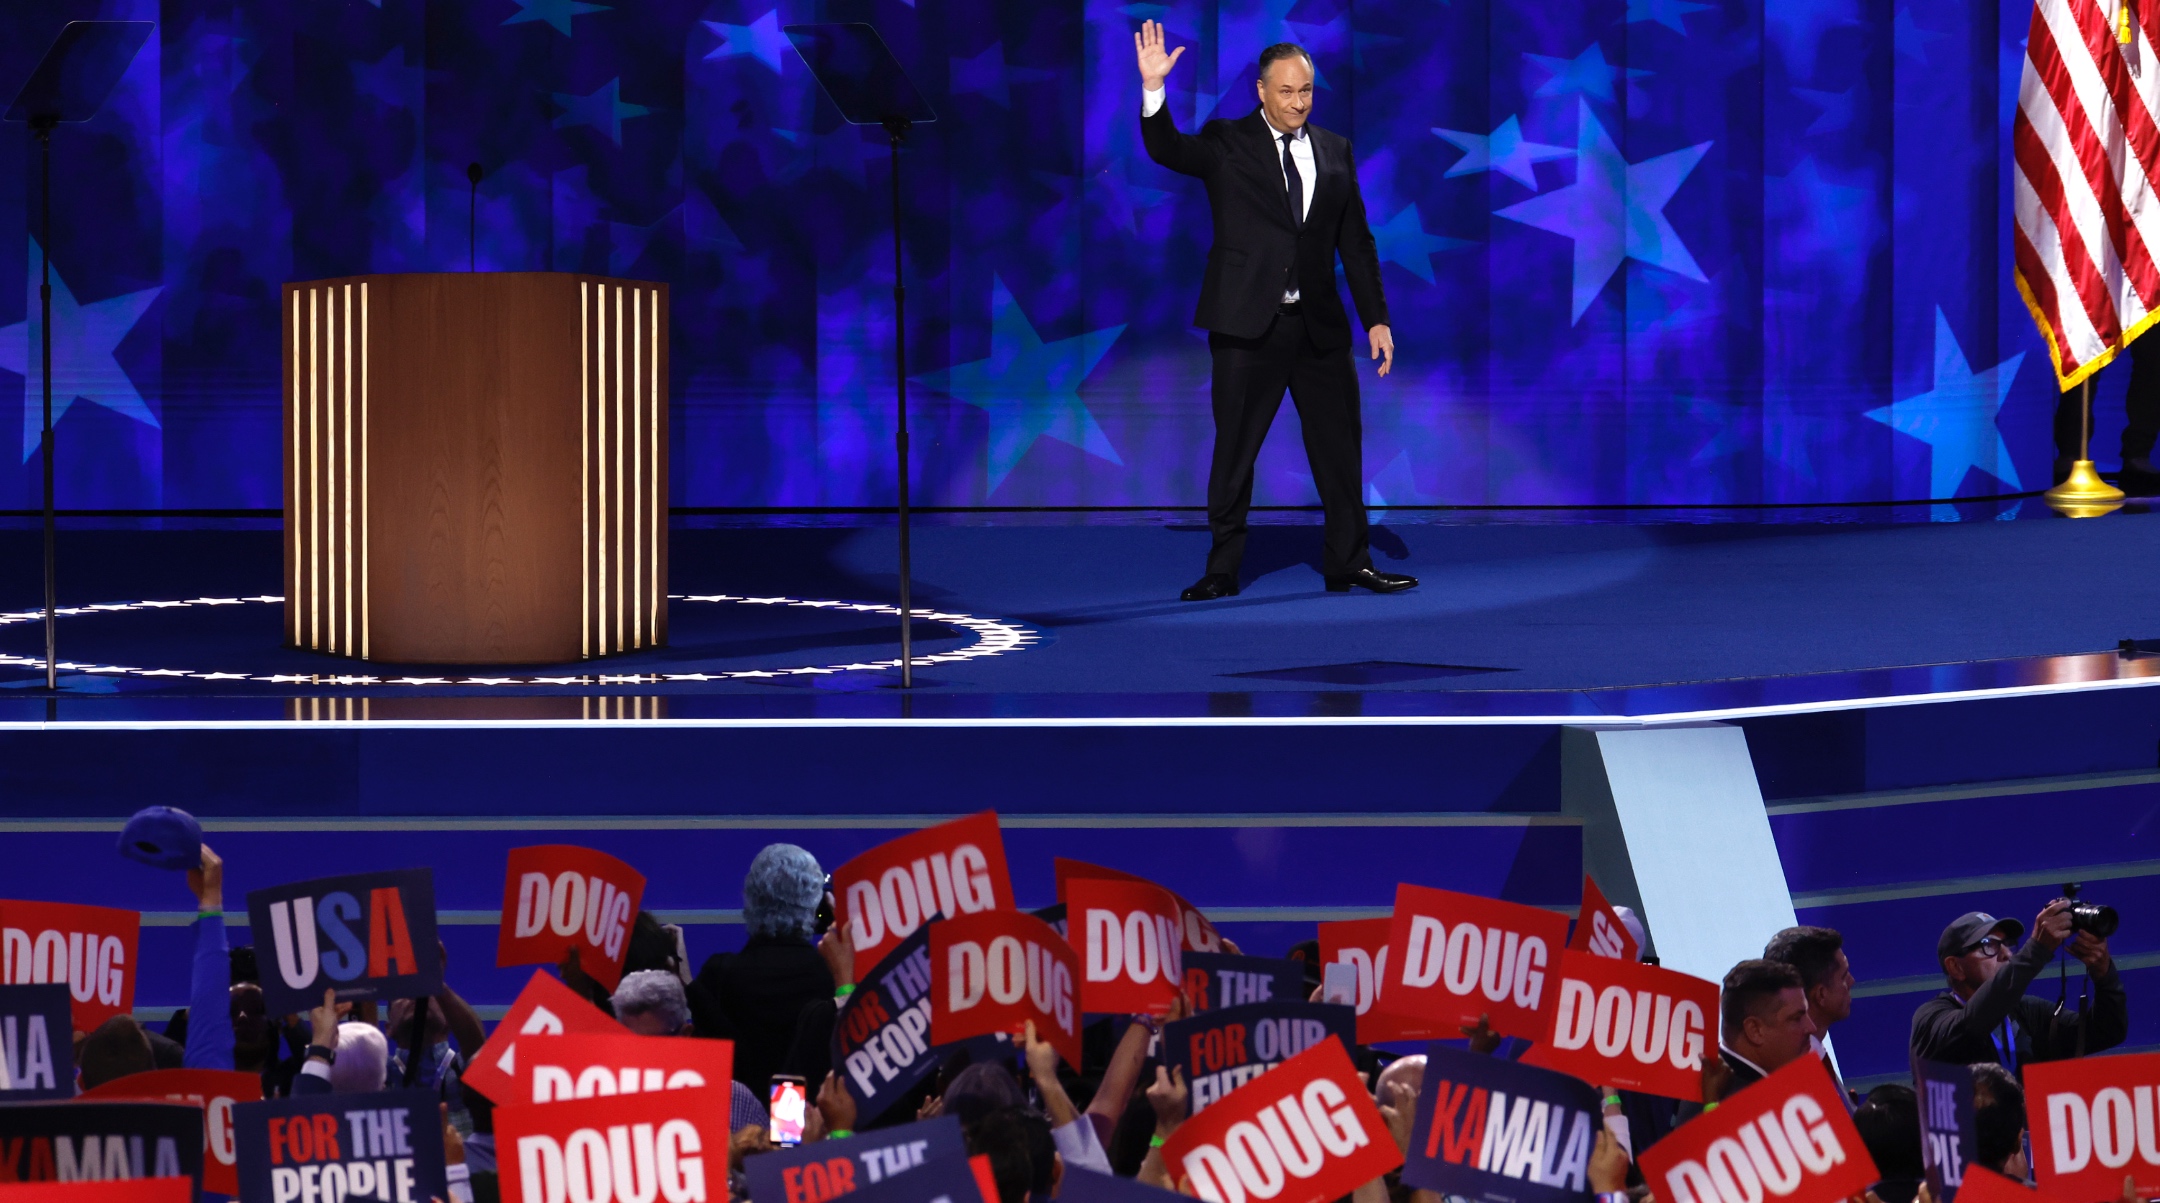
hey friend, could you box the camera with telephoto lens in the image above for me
[814,874,835,936]
[2061,882,2119,939]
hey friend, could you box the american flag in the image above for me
[2015,0,2157,389]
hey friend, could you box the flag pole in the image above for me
[2044,378,2127,516]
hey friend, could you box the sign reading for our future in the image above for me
[1402,1044,1603,1203]
[834,812,1014,969]
[1162,1001,1358,1114]
[0,901,141,1032]
[0,984,73,1099]
[742,1115,966,1203]
[496,846,647,992]
[245,870,442,1014]
[232,1090,448,1203]
[0,1101,204,1203]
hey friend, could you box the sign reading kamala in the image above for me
[1566,879,1637,964]
[233,1090,447,1203]
[1163,1001,1357,1114]
[496,1086,728,1203]
[2027,1050,2160,1201]
[743,1115,965,1203]
[508,1034,732,1105]
[1534,952,1714,1101]
[1068,878,1184,1016]
[930,911,1080,1070]
[0,902,141,1032]
[0,984,73,1099]
[1379,886,1569,1043]
[1636,1056,1874,1203]
[0,1180,192,1203]
[461,970,625,1105]
[83,1070,264,1197]
[1317,918,1445,1046]
[835,812,1014,969]
[1183,953,1306,1015]
[1914,1057,1976,1203]
[1054,859,1223,953]
[1162,1036,1400,1203]
[498,847,646,992]
[0,1102,204,1203]
[832,926,942,1123]
[1402,1045,1602,1203]
[245,870,441,1014]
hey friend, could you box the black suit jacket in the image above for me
[1910,938,2128,1067]
[1140,103,1388,349]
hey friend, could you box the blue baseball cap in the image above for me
[118,805,203,871]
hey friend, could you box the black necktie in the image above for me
[1281,131,1303,299]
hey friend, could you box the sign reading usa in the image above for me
[0,901,141,1032]
[1636,1056,1874,1203]
[460,969,625,1105]
[2027,1050,2160,1201]
[232,1090,448,1203]
[832,926,942,1123]
[245,870,441,1014]
[834,812,1014,968]
[742,1115,965,1203]
[1162,1001,1357,1114]
[1566,878,1638,963]
[929,910,1080,1070]
[1401,1044,1603,1203]
[1161,1036,1400,1203]
[83,1070,263,1197]
[1068,877,1184,1016]
[498,847,646,992]
[496,1085,728,1203]
[0,984,73,1099]
[1534,951,1714,1101]
[0,1101,204,1203]
[1378,885,1568,1042]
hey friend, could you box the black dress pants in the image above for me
[1204,308,1370,579]
[2054,330,2160,475]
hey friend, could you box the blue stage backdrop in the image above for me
[0,0,2075,511]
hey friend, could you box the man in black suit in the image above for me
[1678,959,1816,1121]
[1133,23,1416,600]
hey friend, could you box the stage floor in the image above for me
[4,509,2160,720]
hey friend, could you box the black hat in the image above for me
[117,805,203,871]
[1937,912,2023,962]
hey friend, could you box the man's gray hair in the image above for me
[743,843,825,940]
[330,1021,388,1093]
[613,969,691,1032]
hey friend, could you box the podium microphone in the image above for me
[466,162,483,271]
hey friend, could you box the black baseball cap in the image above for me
[1937,912,2024,962]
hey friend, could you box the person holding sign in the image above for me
[1911,905,2126,1070]
[1683,960,1817,1117]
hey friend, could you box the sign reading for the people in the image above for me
[2028,1050,2160,1201]
[245,870,442,1014]
[82,1070,263,1197]
[1317,918,1447,1045]
[0,1180,193,1203]
[929,910,1080,1069]
[0,984,73,1099]
[834,812,1014,969]
[0,902,141,1032]
[1182,953,1306,1015]
[495,1085,729,1203]
[1162,1001,1357,1114]
[1067,877,1185,1016]
[832,925,943,1123]
[798,1149,992,1203]
[497,846,647,992]
[460,969,625,1105]
[1161,1036,1400,1203]
[1913,1057,1976,1203]
[507,1033,733,1105]
[1056,1173,1190,1203]
[1400,1044,1603,1203]
[742,1115,966,1203]
[1378,885,1569,1042]
[233,1090,447,1203]
[0,1101,204,1203]
[1636,1055,1875,1203]
[1533,951,1713,1101]
[1054,859,1224,953]
[1566,878,1638,963]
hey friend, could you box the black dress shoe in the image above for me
[1324,568,1418,594]
[1180,573,1240,601]
[2121,458,2160,496]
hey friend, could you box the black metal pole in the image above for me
[37,120,56,694]
[885,119,913,689]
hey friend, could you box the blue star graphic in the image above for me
[1792,86,1857,135]
[1525,43,1651,105]
[1627,0,1713,35]
[704,11,786,73]
[1370,204,1474,285]
[1894,7,1948,64]
[1765,0,1860,83]
[916,276,1126,493]
[1092,160,1172,234]
[1494,101,1711,323]
[351,45,420,110]
[949,42,1055,108]
[1432,116,1573,190]
[1865,309,2024,496]
[0,240,163,461]
[501,0,607,38]
[551,78,651,145]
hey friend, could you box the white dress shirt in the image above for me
[1143,86,1313,301]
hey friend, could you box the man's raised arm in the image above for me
[1135,20,1216,177]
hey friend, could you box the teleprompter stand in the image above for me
[784,23,937,689]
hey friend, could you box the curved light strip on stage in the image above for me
[0,595,1038,685]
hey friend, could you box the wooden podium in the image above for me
[282,272,668,664]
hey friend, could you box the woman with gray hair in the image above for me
[693,844,837,1093]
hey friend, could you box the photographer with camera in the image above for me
[1910,889,2126,1070]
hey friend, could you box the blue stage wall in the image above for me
[0,0,2070,511]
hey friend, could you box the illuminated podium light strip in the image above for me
[286,282,369,658]
[584,281,666,659]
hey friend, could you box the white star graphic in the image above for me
[0,239,163,461]
[1865,309,2023,498]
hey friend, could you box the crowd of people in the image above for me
[56,842,2132,1203]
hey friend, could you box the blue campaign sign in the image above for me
[809,1141,985,1203]
[1403,1044,1601,1203]
[0,1101,205,1203]
[0,983,75,1099]
[744,1115,966,1203]
[244,869,441,1015]
[1180,952,1306,1014]
[232,1089,447,1203]
[1915,1056,1977,1203]
[1058,1170,1188,1203]
[1161,1000,1357,1113]
[831,925,945,1123]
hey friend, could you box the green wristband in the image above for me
[1602,1095,1622,1107]
[834,983,856,999]
[829,1129,853,1140]
[1149,1134,1167,1149]
[196,910,222,921]
[1701,1101,1718,1113]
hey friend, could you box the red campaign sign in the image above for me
[1375,885,1570,1042]
[929,910,1081,1069]
[497,846,648,992]
[1162,1035,1401,1203]
[1067,878,1185,1016]
[0,901,141,1032]
[461,968,626,1104]
[1638,1055,1876,1203]
[1534,951,1716,1101]
[1316,918,1450,1045]
[496,1084,732,1203]
[0,1182,192,1203]
[835,812,1015,970]
[2028,1051,2160,1201]
[1958,1168,2068,1203]
[1054,859,1224,953]
[508,1033,734,1105]
[81,1070,263,1197]
[1567,877,1640,963]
